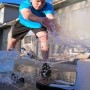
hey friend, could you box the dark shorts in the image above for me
[12,21,47,40]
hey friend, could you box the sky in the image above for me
[0,0,52,4]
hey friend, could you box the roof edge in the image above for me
[0,2,19,9]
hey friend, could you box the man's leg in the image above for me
[36,31,52,78]
[7,21,30,51]
[36,31,49,61]
[7,38,18,51]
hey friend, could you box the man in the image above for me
[7,0,61,79]
[7,0,58,61]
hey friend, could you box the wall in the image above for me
[0,5,19,24]
[0,29,3,50]
[51,0,90,55]
[0,7,4,24]
[55,0,90,43]
[2,27,11,50]
[75,60,90,90]
[4,6,19,22]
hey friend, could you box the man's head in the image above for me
[31,0,46,10]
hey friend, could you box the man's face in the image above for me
[31,0,45,10]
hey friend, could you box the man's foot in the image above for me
[8,48,14,51]
[11,73,25,84]
[41,63,51,79]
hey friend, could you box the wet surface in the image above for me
[0,51,76,90]
[0,63,76,90]
[0,83,20,90]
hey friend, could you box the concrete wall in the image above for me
[75,60,90,90]
[0,7,4,24]
[49,0,90,55]
[55,0,90,42]
[2,27,11,50]
[0,29,3,50]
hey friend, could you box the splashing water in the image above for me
[48,21,90,53]
[32,21,90,67]
[0,51,20,72]
[0,51,22,86]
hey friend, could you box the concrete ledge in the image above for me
[0,83,19,90]
[53,0,86,10]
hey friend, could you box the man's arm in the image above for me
[20,8,60,32]
[20,8,51,28]
[20,8,41,22]
[46,14,61,32]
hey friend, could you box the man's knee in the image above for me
[41,42,49,51]
[10,38,17,44]
[36,31,48,41]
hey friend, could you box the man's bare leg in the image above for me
[7,38,17,51]
[36,31,49,61]
[40,42,49,61]
[36,31,51,79]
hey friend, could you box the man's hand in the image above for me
[39,17,53,32]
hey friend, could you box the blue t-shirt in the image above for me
[19,0,55,28]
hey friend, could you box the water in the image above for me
[47,21,90,53]
[0,51,38,90]
[0,50,76,90]
[0,51,20,72]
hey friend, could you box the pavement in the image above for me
[0,83,20,90]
